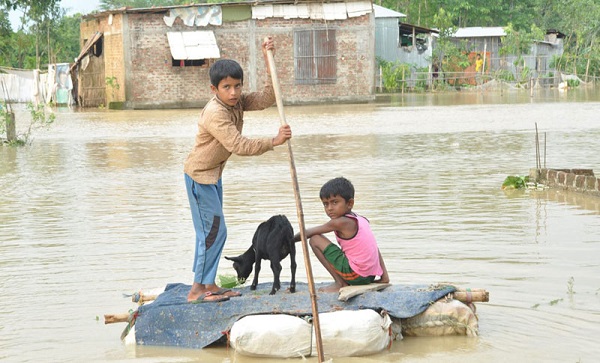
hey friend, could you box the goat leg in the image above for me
[270,259,282,295]
[289,247,297,293]
[251,258,261,290]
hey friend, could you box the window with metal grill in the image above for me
[294,29,337,85]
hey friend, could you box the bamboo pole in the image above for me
[265,38,325,363]
[482,42,487,76]
[544,132,547,169]
[535,123,541,172]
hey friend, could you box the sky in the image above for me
[9,0,102,29]
[60,0,102,15]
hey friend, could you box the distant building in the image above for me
[374,4,406,63]
[373,5,438,90]
[451,26,564,83]
[73,0,376,109]
[374,5,437,68]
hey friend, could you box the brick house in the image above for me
[74,0,375,109]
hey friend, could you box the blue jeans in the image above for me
[185,174,227,284]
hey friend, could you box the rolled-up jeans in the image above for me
[185,174,227,284]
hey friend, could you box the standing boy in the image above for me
[184,37,291,302]
[294,177,390,292]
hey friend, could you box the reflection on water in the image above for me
[379,83,600,107]
[1,89,600,362]
[532,188,600,213]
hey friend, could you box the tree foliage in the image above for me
[0,0,84,67]
[430,7,470,85]
[545,0,600,79]
[499,23,545,59]
[1,0,59,12]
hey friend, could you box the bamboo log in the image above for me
[104,287,488,325]
[104,313,130,324]
[452,288,489,303]
[132,292,157,304]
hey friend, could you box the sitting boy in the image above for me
[294,177,389,292]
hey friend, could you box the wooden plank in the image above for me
[337,283,392,302]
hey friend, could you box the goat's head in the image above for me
[224,254,253,284]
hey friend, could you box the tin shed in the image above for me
[374,5,437,68]
[451,27,564,82]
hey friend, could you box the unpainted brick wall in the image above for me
[81,10,375,108]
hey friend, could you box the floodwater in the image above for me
[1,87,600,363]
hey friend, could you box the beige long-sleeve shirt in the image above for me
[184,77,276,184]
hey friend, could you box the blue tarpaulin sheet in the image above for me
[134,282,455,349]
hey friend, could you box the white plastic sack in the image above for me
[317,309,392,357]
[229,310,392,358]
[229,314,312,358]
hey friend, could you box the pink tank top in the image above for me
[335,213,383,277]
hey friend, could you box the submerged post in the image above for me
[1,80,16,142]
[6,111,16,142]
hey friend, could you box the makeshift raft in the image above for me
[106,282,488,357]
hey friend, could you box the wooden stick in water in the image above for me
[104,313,130,324]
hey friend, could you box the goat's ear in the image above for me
[224,256,240,262]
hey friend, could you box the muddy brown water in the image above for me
[1,87,600,362]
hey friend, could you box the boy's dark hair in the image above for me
[320,177,354,202]
[209,59,244,87]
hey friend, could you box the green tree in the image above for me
[379,0,537,29]
[2,0,63,68]
[500,23,545,61]
[429,7,470,86]
[499,23,545,82]
[552,0,600,79]
[0,7,12,66]
[51,13,81,64]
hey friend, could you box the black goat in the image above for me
[225,215,297,295]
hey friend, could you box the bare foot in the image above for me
[318,283,344,293]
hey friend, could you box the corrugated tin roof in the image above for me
[83,0,373,19]
[399,22,438,34]
[373,4,406,18]
[453,27,506,38]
